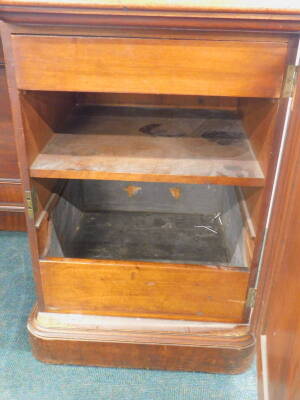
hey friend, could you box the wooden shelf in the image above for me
[30,106,264,186]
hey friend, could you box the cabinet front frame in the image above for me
[1,21,298,370]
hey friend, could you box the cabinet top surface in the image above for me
[1,0,300,14]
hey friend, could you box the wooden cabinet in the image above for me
[1,0,300,386]
[0,37,25,231]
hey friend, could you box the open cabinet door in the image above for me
[255,51,300,400]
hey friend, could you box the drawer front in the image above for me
[40,258,249,323]
[0,181,23,203]
[0,211,26,231]
[12,35,287,98]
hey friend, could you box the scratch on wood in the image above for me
[123,185,142,198]
[169,187,181,199]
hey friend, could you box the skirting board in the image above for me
[28,304,255,374]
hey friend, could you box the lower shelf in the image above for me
[28,305,255,374]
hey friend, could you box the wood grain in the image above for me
[30,133,264,186]
[0,67,19,179]
[21,96,54,165]
[2,0,300,13]
[0,210,26,231]
[29,305,255,373]
[5,25,291,43]
[26,103,264,185]
[77,93,238,110]
[11,35,287,98]
[239,98,279,176]
[1,1,300,33]
[2,11,294,375]
[237,99,279,236]
[0,38,25,231]
[20,91,76,164]
[254,68,300,400]
[0,180,23,203]
[39,258,249,323]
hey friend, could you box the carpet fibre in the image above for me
[0,232,257,400]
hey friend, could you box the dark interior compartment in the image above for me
[45,180,248,269]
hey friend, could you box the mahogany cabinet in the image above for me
[0,37,25,230]
[1,0,300,389]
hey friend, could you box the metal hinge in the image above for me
[282,65,299,98]
[25,189,37,220]
[246,287,257,308]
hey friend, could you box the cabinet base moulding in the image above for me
[28,305,255,374]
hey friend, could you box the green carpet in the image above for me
[0,231,257,400]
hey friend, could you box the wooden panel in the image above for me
[0,38,25,231]
[32,178,64,224]
[77,93,238,110]
[12,35,288,98]
[238,99,279,235]
[0,67,19,179]
[30,133,264,186]
[0,210,26,231]
[40,258,249,322]
[22,91,76,131]
[255,67,300,400]
[20,91,76,164]
[238,187,262,236]
[29,306,254,373]
[28,304,255,373]
[239,98,279,175]
[30,332,254,373]
[0,181,23,203]
[6,25,292,43]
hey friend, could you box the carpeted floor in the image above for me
[0,231,257,400]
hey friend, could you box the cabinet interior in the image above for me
[21,91,278,185]
[38,179,250,269]
[24,91,279,320]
